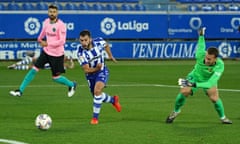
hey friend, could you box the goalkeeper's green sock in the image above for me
[214,98,225,119]
[53,75,74,87]
[174,93,186,113]
[19,68,37,92]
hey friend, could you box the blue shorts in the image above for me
[86,66,109,95]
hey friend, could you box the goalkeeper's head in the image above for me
[205,47,219,66]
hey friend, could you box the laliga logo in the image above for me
[189,17,202,30]
[101,17,149,35]
[218,42,232,58]
[24,17,41,35]
[231,17,240,29]
[101,17,116,35]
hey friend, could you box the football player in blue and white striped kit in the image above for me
[76,30,121,125]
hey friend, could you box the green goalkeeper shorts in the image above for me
[186,73,215,96]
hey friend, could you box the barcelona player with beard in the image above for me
[10,4,76,97]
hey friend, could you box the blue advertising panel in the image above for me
[0,14,45,39]
[0,13,168,39]
[111,40,240,59]
[168,13,240,39]
[0,40,239,60]
[0,12,239,39]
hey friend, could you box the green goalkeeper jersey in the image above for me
[190,36,224,89]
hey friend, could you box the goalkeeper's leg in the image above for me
[174,93,186,113]
[166,93,186,123]
[207,87,232,124]
[166,87,195,123]
[214,99,225,118]
[213,99,232,124]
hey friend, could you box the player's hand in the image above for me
[109,56,117,63]
[198,27,206,36]
[96,63,102,70]
[39,40,48,47]
[178,78,196,88]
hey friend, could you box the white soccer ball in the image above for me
[35,114,52,130]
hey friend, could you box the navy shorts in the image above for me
[86,66,109,95]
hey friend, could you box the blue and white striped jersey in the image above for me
[76,37,106,69]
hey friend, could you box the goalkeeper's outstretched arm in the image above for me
[178,71,222,89]
[195,27,206,59]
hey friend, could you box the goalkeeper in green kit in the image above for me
[166,27,232,124]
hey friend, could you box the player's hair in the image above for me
[207,47,219,57]
[79,29,91,37]
[48,4,58,10]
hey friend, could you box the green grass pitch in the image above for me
[0,60,239,144]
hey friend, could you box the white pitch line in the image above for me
[1,84,240,92]
[0,139,28,144]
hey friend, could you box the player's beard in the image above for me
[49,15,57,21]
[83,42,91,50]
[205,61,215,66]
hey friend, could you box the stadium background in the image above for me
[0,0,239,60]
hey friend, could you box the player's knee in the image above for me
[52,72,61,77]
[94,89,102,96]
[52,74,61,82]
[209,95,219,102]
[180,88,191,97]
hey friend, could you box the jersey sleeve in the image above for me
[196,59,224,88]
[94,37,106,51]
[76,46,87,66]
[37,19,47,42]
[195,36,206,59]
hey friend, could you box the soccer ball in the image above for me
[35,114,52,130]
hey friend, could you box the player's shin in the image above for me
[53,75,74,87]
[19,68,37,92]
[174,93,186,113]
[93,95,103,119]
[214,98,225,118]
[101,92,114,103]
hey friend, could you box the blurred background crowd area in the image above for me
[0,0,239,12]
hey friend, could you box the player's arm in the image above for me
[195,27,206,59]
[38,21,47,47]
[179,64,224,89]
[77,53,102,74]
[105,43,117,63]
[178,71,223,88]
[81,63,102,74]
[196,71,222,88]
